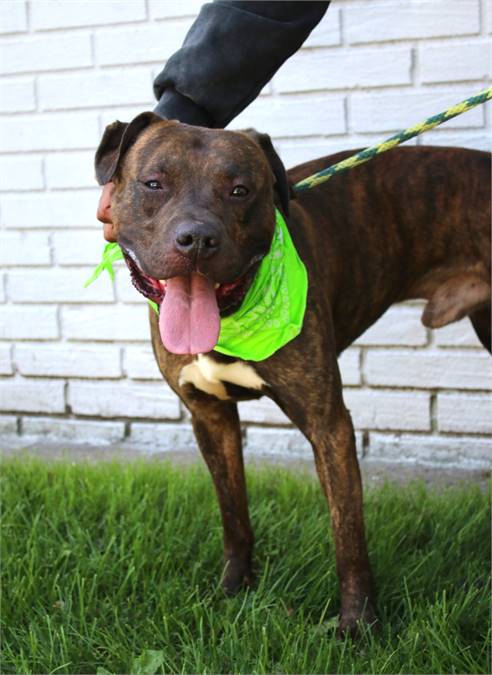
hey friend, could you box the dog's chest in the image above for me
[179,354,266,400]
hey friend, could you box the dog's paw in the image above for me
[222,556,253,595]
[337,602,378,639]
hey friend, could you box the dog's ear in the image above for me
[95,111,162,185]
[243,130,292,217]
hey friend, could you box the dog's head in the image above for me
[95,112,291,354]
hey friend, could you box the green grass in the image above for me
[1,458,490,674]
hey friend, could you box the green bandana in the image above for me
[215,209,307,360]
[86,209,308,361]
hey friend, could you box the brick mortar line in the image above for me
[3,414,491,440]
[1,369,490,392]
[479,0,486,37]
[1,422,491,442]
[1,186,98,193]
[25,0,32,34]
[90,30,97,69]
[3,82,490,100]
[20,21,151,36]
[0,342,486,353]
[0,127,487,157]
[340,28,483,47]
[27,81,492,108]
[36,102,155,115]
[2,409,490,436]
[341,34,489,48]
[0,65,98,80]
[271,84,416,98]
[0,149,99,156]
[272,83,492,101]
[0,411,185,424]
[1,38,489,76]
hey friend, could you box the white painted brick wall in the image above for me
[62,305,150,341]
[148,0,204,20]
[245,427,311,458]
[7,269,114,303]
[0,415,17,434]
[0,156,44,191]
[354,306,427,347]
[69,381,180,419]
[0,232,51,266]
[52,231,105,265]
[1,0,490,470]
[351,90,484,134]
[339,348,361,386]
[434,318,483,348]
[1,190,101,228]
[369,433,491,469]
[95,21,194,65]
[0,345,13,375]
[0,1,27,34]
[16,344,122,378]
[344,389,431,432]
[124,346,163,380]
[234,95,347,138]
[365,350,492,390]
[420,42,491,84]
[239,399,292,426]
[344,2,480,44]
[437,394,492,434]
[0,33,93,74]
[0,306,59,340]
[0,78,35,113]
[0,379,65,413]
[30,0,146,30]
[45,152,95,189]
[38,68,154,111]
[274,47,413,93]
[130,422,196,452]
[245,427,365,460]
[22,416,126,444]
[0,112,100,152]
[115,267,143,303]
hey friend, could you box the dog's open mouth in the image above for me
[122,251,256,355]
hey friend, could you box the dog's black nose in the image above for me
[175,222,221,260]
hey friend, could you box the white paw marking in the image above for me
[179,354,266,400]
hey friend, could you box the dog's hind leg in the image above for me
[187,396,254,594]
[470,304,491,353]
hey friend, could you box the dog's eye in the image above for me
[231,185,249,197]
[144,180,162,190]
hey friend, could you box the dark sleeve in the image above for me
[153,1,330,128]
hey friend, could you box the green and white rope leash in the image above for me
[293,86,492,192]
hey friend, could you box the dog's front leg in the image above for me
[266,353,375,636]
[187,396,254,593]
[311,404,376,636]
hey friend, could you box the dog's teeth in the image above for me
[214,283,220,289]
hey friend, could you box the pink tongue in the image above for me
[159,273,220,354]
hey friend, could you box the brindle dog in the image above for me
[95,112,491,634]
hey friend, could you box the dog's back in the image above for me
[287,146,491,352]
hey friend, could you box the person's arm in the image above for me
[153,1,330,128]
[98,1,330,238]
